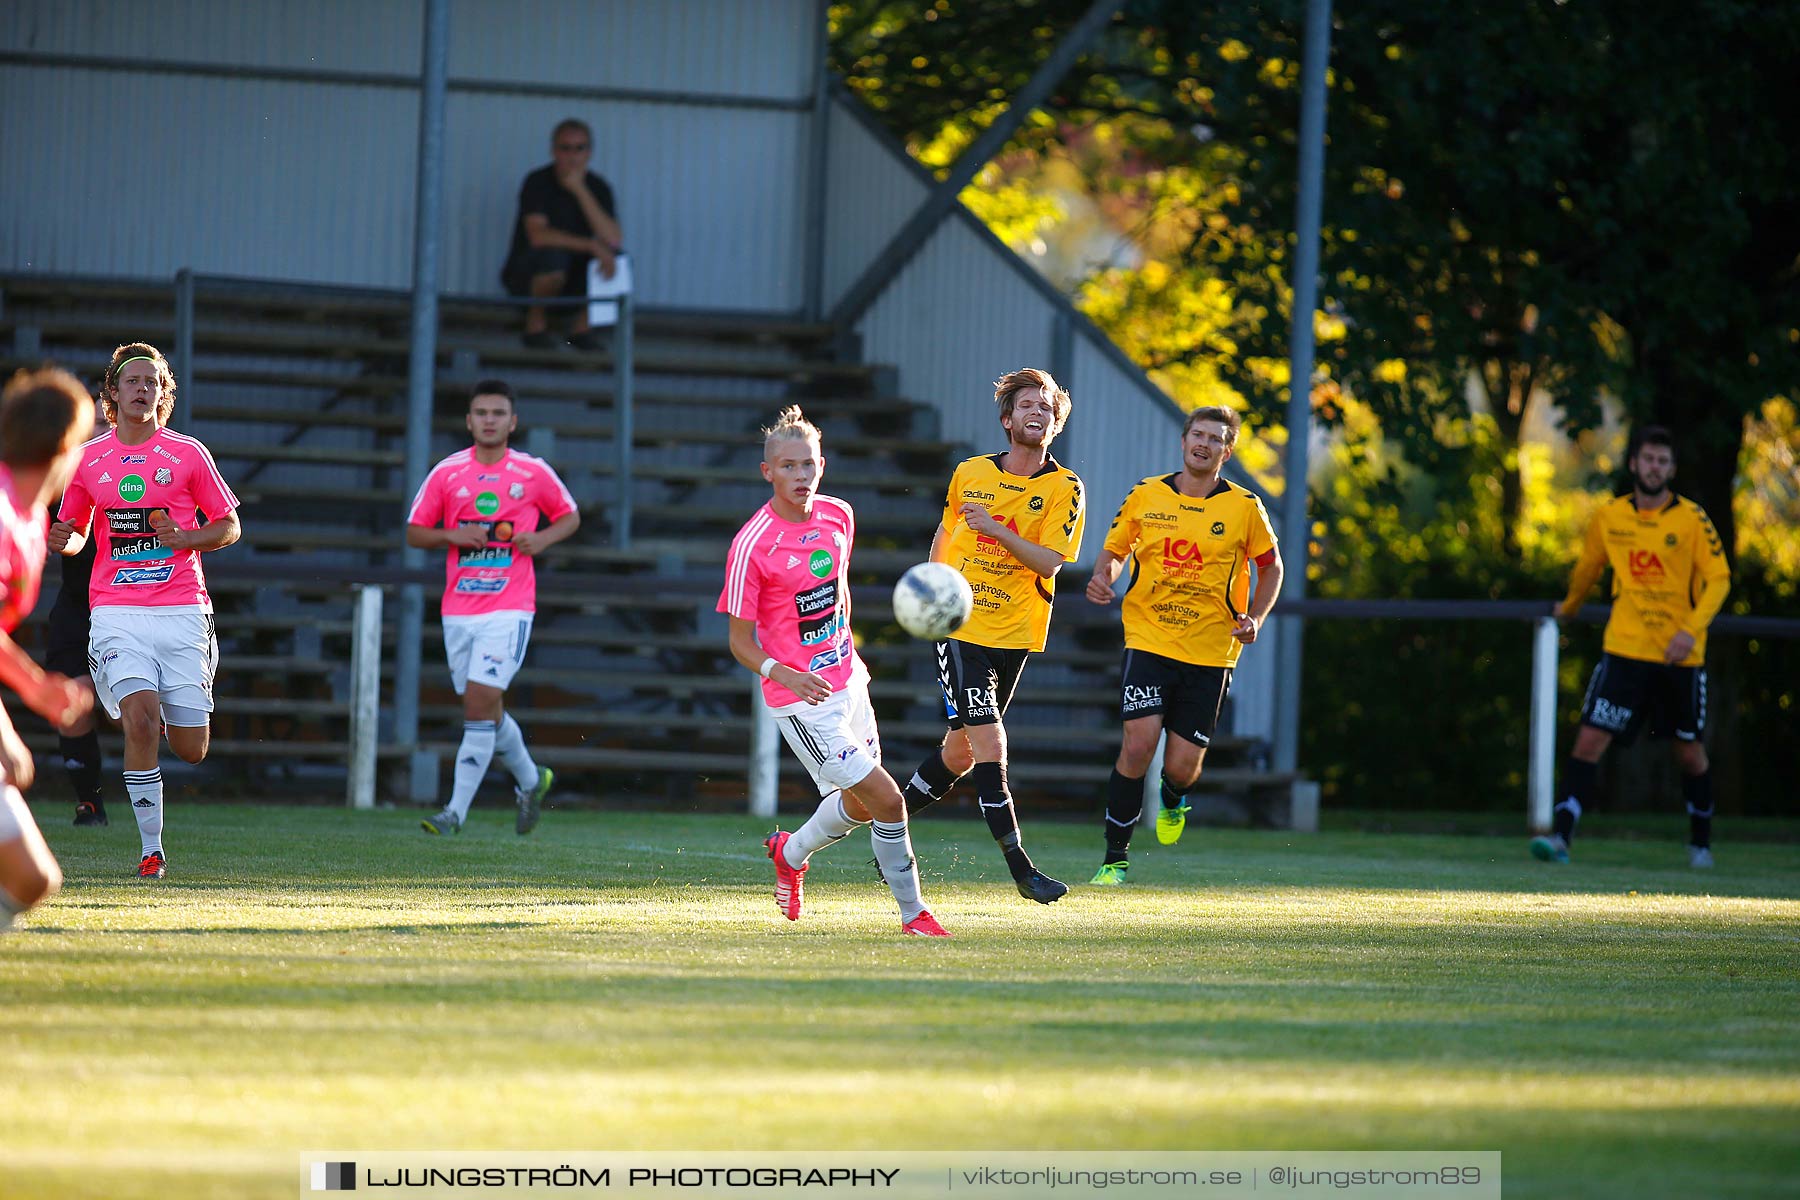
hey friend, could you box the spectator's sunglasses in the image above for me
[556,140,590,152]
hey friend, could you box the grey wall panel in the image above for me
[448,0,813,101]
[1070,332,1278,742]
[821,97,929,313]
[445,93,809,306]
[857,222,1052,454]
[0,65,417,286]
[1069,331,1182,561]
[0,0,421,73]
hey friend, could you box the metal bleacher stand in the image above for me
[170,270,638,807]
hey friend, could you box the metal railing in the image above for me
[169,266,636,804]
[167,268,637,544]
[1267,598,1800,830]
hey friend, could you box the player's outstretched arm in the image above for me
[727,615,831,705]
[406,522,486,551]
[151,508,239,553]
[958,503,1065,577]
[46,519,86,557]
[513,510,580,557]
[0,631,91,729]
[1234,552,1285,644]
[1086,550,1125,604]
[1558,515,1607,619]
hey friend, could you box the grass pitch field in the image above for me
[3,801,1797,1199]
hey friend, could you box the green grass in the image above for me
[4,801,1798,1199]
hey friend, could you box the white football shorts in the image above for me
[443,611,534,694]
[88,606,218,724]
[773,672,883,796]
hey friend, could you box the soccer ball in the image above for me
[892,562,973,641]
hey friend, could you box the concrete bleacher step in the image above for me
[5,316,876,385]
[188,403,956,458]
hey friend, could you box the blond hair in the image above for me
[761,405,822,458]
[994,367,1071,438]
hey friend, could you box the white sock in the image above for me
[446,720,497,821]
[1,887,25,929]
[124,768,163,856]
[492,713,538,791]
[871,819,925,922]
[784,792,863,866]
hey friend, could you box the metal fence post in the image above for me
[614,292,636,550]
[1528,614,1559,832]
[748,675,778,818]
[173,268,195,422]
[397,0,450,804]
[347,585,384,809]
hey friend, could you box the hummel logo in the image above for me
[133,798,155,807]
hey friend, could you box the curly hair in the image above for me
[100,342,176,427]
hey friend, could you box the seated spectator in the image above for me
[499,118,624,351]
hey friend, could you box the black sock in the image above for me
[970,760,1031,875]
[1682,769,1713,849]
[61,729,104,808]
[1104,769,1143,864]
[1554,757,1597,844]
[1159,774,1188,812]
[901,750,965,816]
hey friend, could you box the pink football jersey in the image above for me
[57,428,239,611]
[718,495,862,709]
[406,448,577,616]
[0,466,47,634]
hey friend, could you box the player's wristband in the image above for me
[758,657,778,679]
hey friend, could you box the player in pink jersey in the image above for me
[0,368,100,928]
[407,380,579,835]
[50,343,241,881]
[719,406,948,936]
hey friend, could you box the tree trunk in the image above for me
[1479,359,1531,560]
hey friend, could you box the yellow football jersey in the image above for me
[938,453,1085,651]
[1103,474,1278,668]
[1560,493,1730,666]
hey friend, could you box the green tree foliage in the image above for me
[830,0,1800,806]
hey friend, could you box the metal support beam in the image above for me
[1527,616,1559,831]
[827,0,1122,332]
[396,0,449,803]
[801,0,833,321]
[748,676,778,819]
[1272,0,1333,775]
[613,293,637,549]
[172,268,195,423]
[347,584,384,810]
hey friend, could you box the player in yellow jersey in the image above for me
[1531,426,1730,869]
[896,368,1085,903]
[1083,406,1283,884]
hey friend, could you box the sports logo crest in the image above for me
[153,467,173,486]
